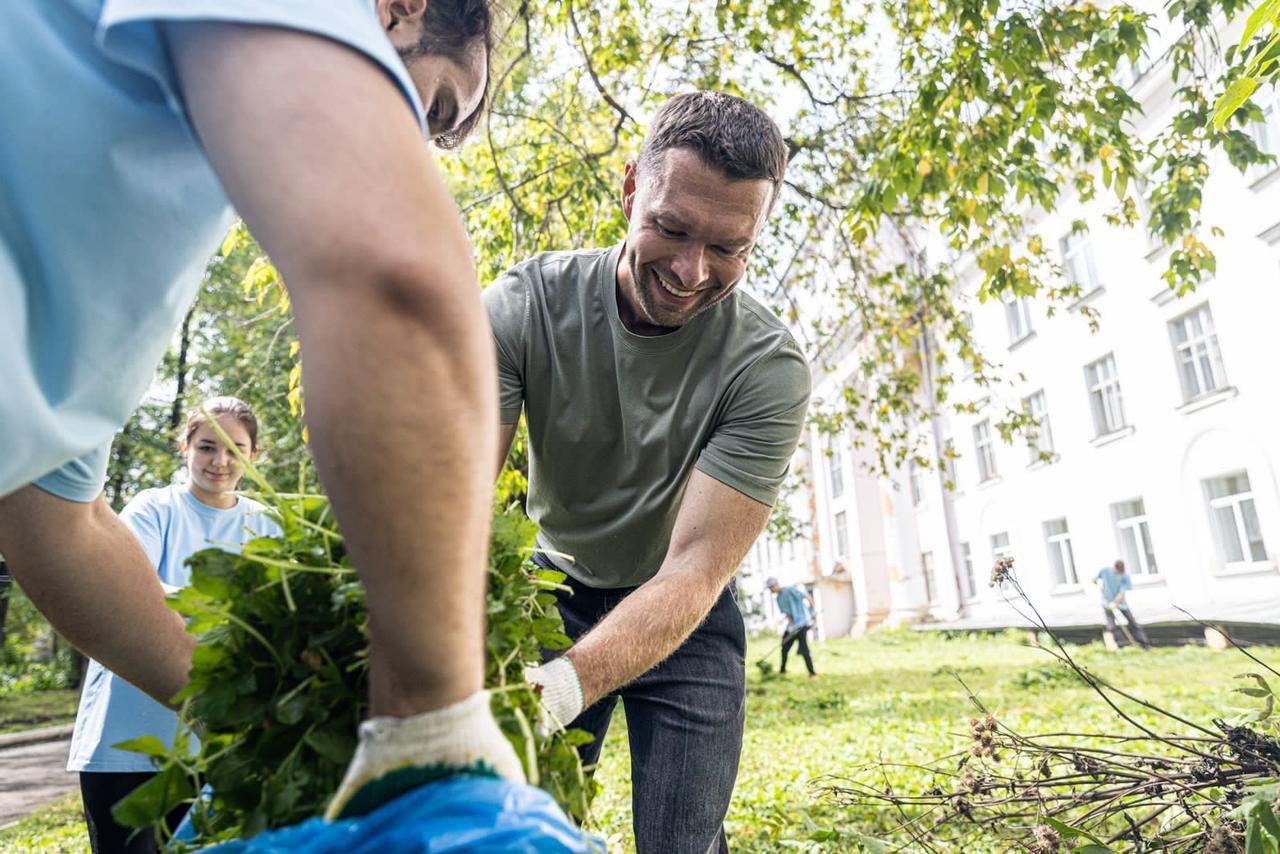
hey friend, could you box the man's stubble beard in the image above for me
[628,255,730,331]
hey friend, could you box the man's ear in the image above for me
[621,160,639,221]
[379,0,428,31]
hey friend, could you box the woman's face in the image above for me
[184,416,254,498]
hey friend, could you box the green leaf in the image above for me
[111,735,171,759]
[1242,0,1280,48]
[1246,817,1267,854]
[1261,800,1280,841]
[1214,77,1261,130]
[856,834,890,853]
[111,766,195,829]
[560,728,596,748]
[304,729,357,764]
[1043,816,1107,846]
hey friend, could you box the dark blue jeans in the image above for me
[538,559,745,854]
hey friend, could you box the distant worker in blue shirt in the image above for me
[1095,560,1152,649]
[767,577,818,678]
[0,0,580,837]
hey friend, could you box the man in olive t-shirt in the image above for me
[485,92,811,853]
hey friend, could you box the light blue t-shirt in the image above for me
[67,484,281,772]
[776,586,813,630]
[1095,567,1133,605]
[0,0,425,504]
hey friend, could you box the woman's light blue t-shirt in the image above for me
[67,484,282,772]
[0,0,424,503]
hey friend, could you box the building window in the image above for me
[991,532,1012,572]
[1084,354,1127,436]
[1022,390,1054,463]
[833,509,850,560]
[1204,472,1268,565]
[1111,498,1158,576]
[961,542,976,599]
[909,461,924,507]
[1249,86,1280,156]
[1060,229,1101,292]
[1168,304,1228,402]
[921,551,937,603]
[1004,294,1034,343]
[974,420,998,482]
[826,439,844,500]
[1043,518,1079,585]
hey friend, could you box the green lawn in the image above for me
[589,630,1276,852]
[0,793,86,852]
[2,633,1271,852]
[0,689,79,735]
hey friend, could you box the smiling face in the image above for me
[183,416,255,509]
[616,148,773,335]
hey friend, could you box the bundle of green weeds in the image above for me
[114,482,594,846]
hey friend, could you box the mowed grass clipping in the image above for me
[587,628,1274,852]
[3,631,1271,852]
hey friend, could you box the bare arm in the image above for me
[169,24,495,717]
[0,489,192,707]
[564,471,769,707]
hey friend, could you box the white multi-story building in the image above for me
[798,29,1280,635]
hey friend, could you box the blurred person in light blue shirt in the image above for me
[1095,560,1152,649]
[0,0,545,830]
[68,398,281,853]
[767,577,817,678]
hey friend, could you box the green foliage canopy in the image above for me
[438,0,1267,479]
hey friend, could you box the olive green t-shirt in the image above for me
[484,244,811,588]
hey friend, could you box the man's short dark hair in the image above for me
[637,92,789,202]
[399,0,494,149]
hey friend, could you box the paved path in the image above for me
[0,737,76,827]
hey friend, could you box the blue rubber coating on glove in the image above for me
[193,776,600,853]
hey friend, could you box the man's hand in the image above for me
[564,471,770,708]
[523,657,584,737]
[326,690,525,821]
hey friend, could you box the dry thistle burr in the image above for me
[1031,823,1062,853]
[990,556,1015,586]
[969,713,999,759]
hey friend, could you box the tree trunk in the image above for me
[71,648,88,690]
[170,304,197,432]
[0,564,11,659]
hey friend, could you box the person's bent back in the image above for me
[0,0,570,832]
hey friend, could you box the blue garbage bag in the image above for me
[176,776,601,853]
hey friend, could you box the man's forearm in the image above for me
[0,489,193,706]
[563,471,769,709]
[295,277,496,717]
[566,568,724,707]
[169,22,498,719]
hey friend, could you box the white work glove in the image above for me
[325,689,525,821]
[523,656,585,737]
